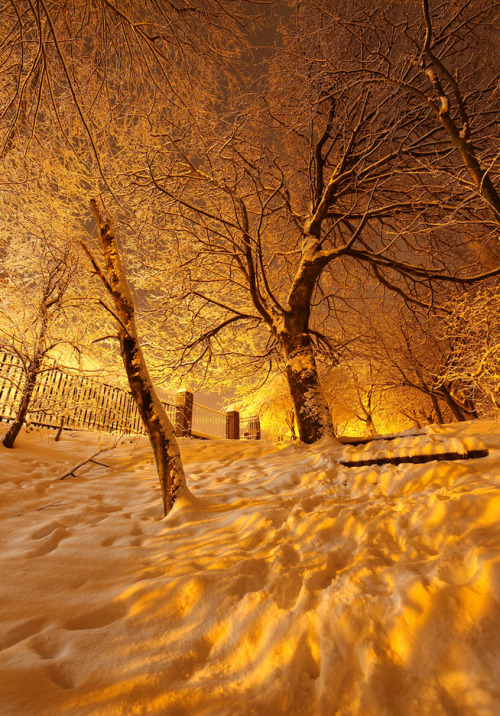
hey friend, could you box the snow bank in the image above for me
[1,421,500,715]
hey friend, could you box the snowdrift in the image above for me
[1,421,500,715]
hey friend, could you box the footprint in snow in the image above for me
[133,567,165,583]
[94,503,121,514]
[46,661,78,690]
[27,526,71,557]
[130,523,146,547]
[89,493,104,502]
[30,522,65,540]
[64,601,128,631]
[0,617,46,651]
[306,547,352,593]
[31,632,65,660]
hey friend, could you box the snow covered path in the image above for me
[1,422,500,715]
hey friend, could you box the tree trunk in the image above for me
[55,421,64,441]
[280,247,338,444]
[280,329,336,444]
[439,385,467,422]
[423,48,500,222]
[436,110,500,222]
[88,200,186,516]
[120,332,186,514]
[463,397,478,420]
[285,409,297,441]
[439,384,478,422]
[365,414,376,436]
[429,392,444,424]
[2,363,39,449]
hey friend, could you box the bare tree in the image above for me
[142,0,499,443]
[365,303,478,425]
[1,241,82,448]
[348,363,378,437]
[0,0,268,466]
[0,0,260,161]
[335,0,500,228]
[2,0,499,450]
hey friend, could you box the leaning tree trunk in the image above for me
[2,361,40,449]
[280,329,336,444]
[86,200,186,516]
[119,331,186,515]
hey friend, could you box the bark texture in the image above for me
[2,280,52,449]
[422,0,500,222]
[280,328,334,444]
[280,250,336,444]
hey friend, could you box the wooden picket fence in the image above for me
[0,351,261,440]
[0,351,176,435]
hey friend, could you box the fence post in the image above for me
[175,388,193,438]
[225,405,240,440]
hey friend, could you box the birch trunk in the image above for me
[89,200,186,516]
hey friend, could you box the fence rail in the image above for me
[0,352,259,440]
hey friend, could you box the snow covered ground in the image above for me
[1,420,500,715]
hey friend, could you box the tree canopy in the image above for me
[1,0,499,451]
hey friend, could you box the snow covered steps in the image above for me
[340,434,489,468]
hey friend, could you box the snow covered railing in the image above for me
[174,391,260,440]
[0,352,23,422]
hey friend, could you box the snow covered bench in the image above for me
[339,434,489,468]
